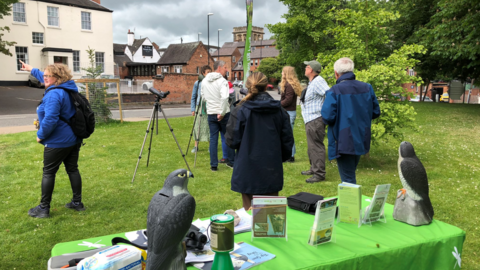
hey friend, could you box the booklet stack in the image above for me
[308,197,338,246]
[363,184,391,225]
[191,242,275,270]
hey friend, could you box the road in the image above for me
[0,85,283,134]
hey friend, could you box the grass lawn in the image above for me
[0,102,479,269]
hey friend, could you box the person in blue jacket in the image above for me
[20,60,85,218]
[226,72,294,210]
[321,57,381,184]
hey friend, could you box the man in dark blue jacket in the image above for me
[321,58,380,184]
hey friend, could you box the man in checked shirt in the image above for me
[299,60,330,183]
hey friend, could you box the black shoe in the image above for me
[28,205,50,218]
[287,157,295,163]
[226,162,234,169]
[211,166,218,172]
[219,158,227,164]
[301,170,314,176]
[306,175,326,183]
[65,201,86,211]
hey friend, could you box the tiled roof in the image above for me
[250,47,279,58]
[33,0,112,12]
[221,39,276,49]
[158,42,203,65]
[128,38,146,55]
[232,61,244,71]
[211,47,240,57]
[114,55,131,67]
[113,43,126,54]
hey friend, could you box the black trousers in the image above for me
[40,143,82,208]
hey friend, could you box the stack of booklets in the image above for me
[337,182,362,225]
[191,242,275,270]
[308,197,338,246]
[363,184,391,224]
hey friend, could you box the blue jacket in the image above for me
[321,72,380,160]
[32,68,81,148]
[226,92,293,194]
[190,80,202,112]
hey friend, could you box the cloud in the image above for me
[100,0,288,47]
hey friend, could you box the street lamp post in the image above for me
[218,29,222,58]
[198,32,201,42]
[207,13,213,65]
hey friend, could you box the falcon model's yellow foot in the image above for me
[397,188,407,198]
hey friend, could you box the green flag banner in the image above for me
[243,0,253,83]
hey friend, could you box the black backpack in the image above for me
[59,89,95,139]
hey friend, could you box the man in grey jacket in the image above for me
[201,60,235,171]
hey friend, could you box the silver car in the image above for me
[28,74,44,88]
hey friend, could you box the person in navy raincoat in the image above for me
[226,72,293,210]
[321,57,381,184]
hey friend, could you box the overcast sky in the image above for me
[100,0,289,48]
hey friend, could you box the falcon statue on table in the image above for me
[393,141,434,226]
[146,169,195,270]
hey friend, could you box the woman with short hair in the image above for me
[279,66,302,163]
[226,72,294,210]
[20,60,85,218]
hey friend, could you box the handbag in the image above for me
[287,192,324,215]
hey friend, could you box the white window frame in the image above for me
[255,59,258,66]
[196,67,200,74]
[47,6,59,27]
[232,56,236,63]
[226,71,230,77]
[161,66,169,73]
[81,11,91,30]
[13,2,26,23]
[174,65,183,73]
[32,32,44,44]
[409,69,415,76]
[239,61,242,66]
[95,52,104,72]
[73,51,80,72]
[16,47,29,71]
[250,60,253,66]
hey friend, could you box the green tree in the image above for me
[81,47,112,123]
[267,0,347,75]
[316,0,424,142]
[0,0,19,56]
[257,57,282,82]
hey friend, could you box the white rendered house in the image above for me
[0,0,113,85]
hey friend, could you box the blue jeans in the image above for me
[336,154,361,184]
[220,132,227,160]
[207,114,235,167]
[286,110,296,157]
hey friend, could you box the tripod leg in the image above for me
[186,97,203,155]
[158,106,192,171]
[146,105,157,167]
[132,104,157,183]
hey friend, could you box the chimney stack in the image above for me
[127,29,135,46]
[91,0,101,4]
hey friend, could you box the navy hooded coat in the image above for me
[226,92,293,195]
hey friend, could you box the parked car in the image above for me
[267,84,274,90]
[233,80,243,88]
[28,74,44,88]
[409,95,433,102]
[142,81,153,91]
[440,92,449,103]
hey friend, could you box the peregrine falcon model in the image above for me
[393,141,434,226]
[146,169,195,270]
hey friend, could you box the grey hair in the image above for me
[334,57,354,75]
[214,60,226,71]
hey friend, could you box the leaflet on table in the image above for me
[308,197,338,246]
[363,184,391,224]
[337,183,362,225]
[251,196,287,238]
[191,208,252,235]
[185,242,241,264]
[191,242,275,270]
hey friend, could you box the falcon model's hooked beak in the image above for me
[188,171,194,178]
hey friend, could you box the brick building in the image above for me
[212,47,241,81]
[158,41,214,75]
[232,26,265,42]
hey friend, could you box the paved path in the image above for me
[0,87,283,135]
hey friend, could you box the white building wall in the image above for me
[0,0,114,84]
[131,38,161,63]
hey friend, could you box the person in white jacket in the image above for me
[201,61,235,171]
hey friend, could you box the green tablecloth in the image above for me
[51,196,465,270]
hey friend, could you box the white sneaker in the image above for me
[191,147,197,153]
